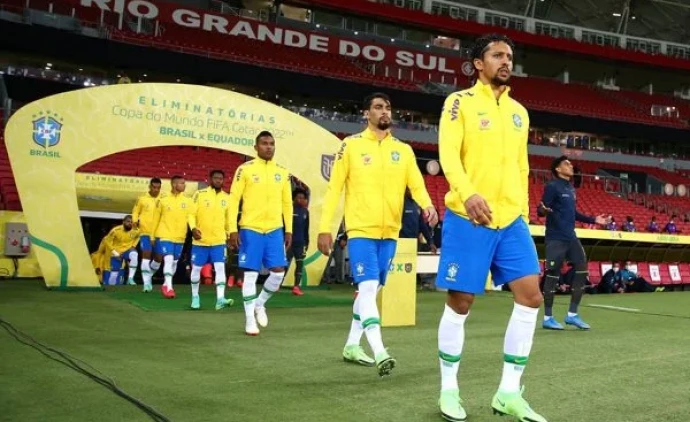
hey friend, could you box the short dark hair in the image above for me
[363,92,391,111]
[123,214,132,221]
[471,33,515,62]
[255,131,273,144]
[551,155,569,177]
[293,188,307,199]
[209,169,224,178]
[171,175,184,182]
[150,177,162,185]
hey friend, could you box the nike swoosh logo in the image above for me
[497,399,506,407]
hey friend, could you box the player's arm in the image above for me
[517,120,530,223]
[318,141,350,255]
[537,184,557,217]
[151,199,162,236]
[438,93,478,203]
[131,197,142,228]
[575,210,597,224]
[228,166,246,234]
[282,176,293,234]
[405,147,437,226]
[188,191,201,239]
[304,210,310,250]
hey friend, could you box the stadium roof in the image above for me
[457,0,690,44]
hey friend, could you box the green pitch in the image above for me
[1,279,690,422]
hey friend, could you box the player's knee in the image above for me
[446,291,473,315]
[213,263,226,283]
[129,251,139,263]
[358,279,379,297]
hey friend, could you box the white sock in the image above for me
[214,262,226,300]
[127,251,138,281]
[190,265,202,297]
[567,312,577,317]
[499,303,539,393]
[108,271,119,285]
[256,272,284,308]
[150,260,161,273]
[543,315,551,321]
[345,292,364,346]
[438,304,468,392]
[358,280,385,357]
[141,259,152,285]
[172,259,179,275]
[242,271,259,320]
[163,255,174,289]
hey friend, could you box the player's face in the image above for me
[365,97,392,131]
[475,41,513,86]
[123,217,133,230]
[557,160,574,178]
[255,136,275,160]
[149,182,161,197]
[172,178,186,193]
[295,193,307,207]
[210,173,224,189]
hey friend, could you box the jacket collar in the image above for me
[473,80,512,103]
[362,127,392,142]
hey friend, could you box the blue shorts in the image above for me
[347,238,397,286]
[155,239,183,260]
[139,235,153,253]
[191,244,226,266]
[436,211,539,294]
[110,248,137,271]
[238,228,287,271]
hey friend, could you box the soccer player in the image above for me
[317,92,438,376]
[434,34,547,422]
[538,156,608,331]
[228,131,293,336]
[132,177,162,292]
[151,175,195,299]
[286,188,309,296]
[188,169,235,310]
[103,215,141,286]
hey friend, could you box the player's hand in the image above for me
[191,228,202,240]
[423,206,439,227]
[133,222,139,229]
[430,244,438,254]
[304,245,309,254]
[228,232,240,250]
[284,233,292,250]
[318,233,333,256]
[538,201,553,214]
[111,250,120,257]
[464,194,492,225]
[594,214,609,225]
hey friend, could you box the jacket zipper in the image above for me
[496,97,505,230]
[378,139,385,239]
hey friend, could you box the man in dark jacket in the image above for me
[286,189,310,296]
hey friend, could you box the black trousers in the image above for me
[545,239,587,272]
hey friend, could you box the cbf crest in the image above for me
[32,111,63,149]
[321,154,335,181]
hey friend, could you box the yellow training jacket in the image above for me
[104,225,141,254]
[319,128,432,240]
[188,186,231,246]
[439,80,530,229]
[131,192,160,235]
[228,159,293,234]
[153,192,195,243]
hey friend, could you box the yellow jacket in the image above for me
[91,239,107,272]
[132,192,160,236]
[104,225,141,254]
[228,159,293,234]
[319,128,432,240]
[439,80,530,229]
[188,187,231,246]
[153,192,195,243]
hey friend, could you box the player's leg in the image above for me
[542,240,568,330]
[149,238,163,291]
[139,236,154,292]
[124,248,138,285]
[211,245,234,310]
[108,255,123,286]
[342,289,375,366]
[435,211,497,421]
[367,238,398,375]
[189,245,207,309]
[563,239,590,329]
[291,243,305,296]
[171,243,183,282]
[239,229,263,335]
[253,229,288,327]
[158,241,176,298]
[490,218,547,422]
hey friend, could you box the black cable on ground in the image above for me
[0,317,171,422]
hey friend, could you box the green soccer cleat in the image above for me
[374,350,396,377]
[439,389,467,422]
[126,278,136,286]
[142,283,152,293]
[491,387,548,422]
[191,295,201,310]
[215,298,234,310]
[342,345,375,367]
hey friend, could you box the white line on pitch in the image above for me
[588,304,641,312]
